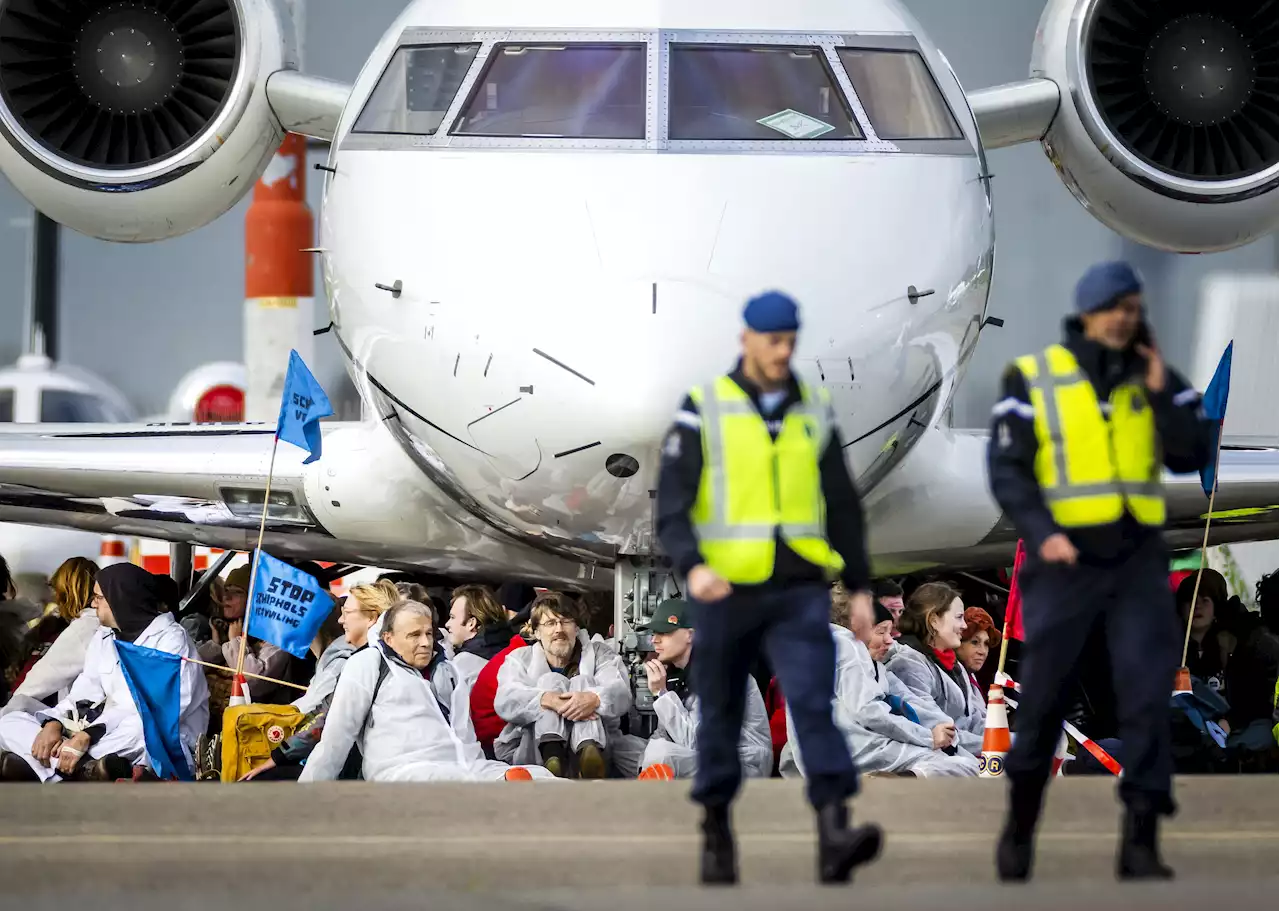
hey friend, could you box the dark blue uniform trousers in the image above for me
[1005,536,1180,815]
[691,583,859,810]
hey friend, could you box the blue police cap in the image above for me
[1074,261,1142,315]
[743,291,801,332]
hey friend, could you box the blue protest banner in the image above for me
[276,349,333,464]
[114,641,194,781]
[245,552,333,658]
[1199,341,1232,498]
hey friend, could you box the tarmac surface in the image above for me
[0,777,1274,909]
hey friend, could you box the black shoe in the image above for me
[0,751,39,782]
[996,777,1044,883]
[577,743,606,780]
[700,806,738,886]
[816,803,882,884]
[1118,809,1175,881]
[539,741,570,779]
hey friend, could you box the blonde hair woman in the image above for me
[2,558,102,717]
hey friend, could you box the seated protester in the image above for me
[300,599,552,782]
[446,584,514,687]
[1177,570,1231,694]
[956,607,997,700]
[3,558,100,718]
[179,575,223,647]
[782,587,976,778]
[470,631,529,759]
[885,582,984,755]
[0,564,208,782]
[197,566,291,700]
[636,599,771,780]
[873,579,906,639]
[494,591,632,779]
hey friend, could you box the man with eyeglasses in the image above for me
[493,591,636,779]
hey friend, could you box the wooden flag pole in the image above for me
[183,656,308,691]
[234,434,281,679]
[1181,435,1224,668]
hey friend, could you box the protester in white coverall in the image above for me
[0,564,208,782]
[494,592,634,778]
[446,584,516,688]
[300,599,552,782]
[2,558,102,719]
[782,587,977,779]
[633,599,771,779]
[885,582,986,755]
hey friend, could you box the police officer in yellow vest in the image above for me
[987,262,1213,883]
[657,291,881,886]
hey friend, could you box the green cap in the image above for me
[647,599,694,633]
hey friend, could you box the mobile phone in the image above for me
[1133,319,1153,349]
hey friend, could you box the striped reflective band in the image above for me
[1027,353,1075,489]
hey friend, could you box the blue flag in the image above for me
[1199,341,1233,497]
[277,350,333,464]
[246,551,333,658]
[114,641,194,781]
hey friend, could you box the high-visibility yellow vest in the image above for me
[689,375,845,585]
[1014,344,1165,528]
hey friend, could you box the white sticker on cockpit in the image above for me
[757,109,836,140]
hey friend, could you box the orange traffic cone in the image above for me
[504,767,534,781]
[979,684,1011,778]
[1051,730,1072,777]
[638,762,676,781]
[1173,666,1193,697]
[229,675,250,707]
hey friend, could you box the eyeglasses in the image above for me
[538,618,577,630]
[91,592,106,605]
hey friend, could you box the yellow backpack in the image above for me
[220,704,304,782]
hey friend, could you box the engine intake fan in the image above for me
[0,0,240,170]
[1086,0,1277,182]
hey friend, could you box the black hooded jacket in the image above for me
[987,318,1214,563]
[457,621,515,663]
[98,563,171,643]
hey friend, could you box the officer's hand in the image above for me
[688,565,732,603]
[931,722,956,751]
[1135,342,1166,394]
[1040,533,1079,565]
[644,659,668,696]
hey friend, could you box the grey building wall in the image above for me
[0,0,1275,423]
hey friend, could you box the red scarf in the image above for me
[933,648,957,671]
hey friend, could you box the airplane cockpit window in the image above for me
[353,44,481,135]
[0,389,11,422]
[668,45,861,141]
[452,44,647,139]
[835,49,962,140]
[39,389,117,423]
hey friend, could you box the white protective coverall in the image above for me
[299,644,553,782]
[781,625,977,778]
[639,675,773,779]
[884,636,985,754]
[493,630,636,770]
[0,613,208,781]
[1,610,102,718]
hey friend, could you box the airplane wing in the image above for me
[0,421,597,590]
[865,427,1279,575]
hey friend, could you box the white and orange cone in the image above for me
[229,674,251,707]
[1051,730,1072,777]
[979,684,1011,778]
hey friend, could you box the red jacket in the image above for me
[470,634,528,751]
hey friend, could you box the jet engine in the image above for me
[1034,0,1277,252]
[0,0,296,242]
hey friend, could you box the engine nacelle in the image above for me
[1033,0,1277,253]
[0,0,296,242]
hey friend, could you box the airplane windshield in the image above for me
[353,43,481,135]
[453,44,647,139]
[835,49,962,140]
[39,389,119,423]
[668,45,861,141]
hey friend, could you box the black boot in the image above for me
[1118,809,1175,880]
[816,803,882,884]
[996,777,1044,883]
[538,740,570,779]
[700,805,737,886]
